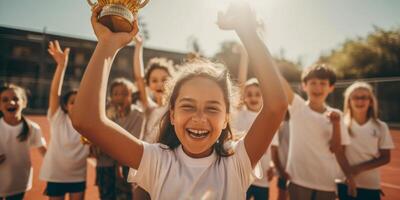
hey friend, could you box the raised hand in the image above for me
[91,5,139,49]
[133,34,144,47]
[48,40,70,67]
[216,1,258,32]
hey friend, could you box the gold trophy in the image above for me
[86,0,150,32]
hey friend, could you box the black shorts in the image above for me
[246,185,269,200]
[44,181,86,197]
[277,176,288,190]
[337,183,381,200]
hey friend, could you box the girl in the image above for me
[0,84,47,200]
[39,41,89,200]
[71,2,287,200]
[337,81,394,200]
[230,45,274,200]
[132,35,174,143]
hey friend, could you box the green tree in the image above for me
[319,26,400,79]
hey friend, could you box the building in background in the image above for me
[0,26,186,114]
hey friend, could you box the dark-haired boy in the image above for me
[282,64,353,200]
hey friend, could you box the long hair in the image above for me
[157,59,238,158]
[0,83,30,142]
[343,81,380,136]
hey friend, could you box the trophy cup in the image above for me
[86,0,150,32]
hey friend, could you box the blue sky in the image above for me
[1,0,399,66]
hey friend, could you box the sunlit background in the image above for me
[1,0,399,66]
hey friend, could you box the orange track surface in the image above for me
[24,116,399,200]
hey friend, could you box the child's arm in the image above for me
[335,146,357,197]
[350,149,391,175]
[132,35,150,110]
[48,40,70,117]
[328,111,342,153]
[235,44,248,90]
[218,2,288,167]
[71,6,143,169]
[271,146,290,180]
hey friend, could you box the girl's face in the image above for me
[0,89,26,119]
[110,85,132,109]
[148,69,169,98]
[243,85,262,112]
[170,77,228,158]
[349,88,371,115]
[66,94,77,113]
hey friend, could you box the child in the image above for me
[281,64,354,200]
[71,2,287,200]
[39,41,89,200]
[337,82,394,200]
[230,46,274,199]
[132,35,173,143]
[107,78,144,200]
[271,112,290,200]
[0,84,47,200]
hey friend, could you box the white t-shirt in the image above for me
[230,108,259,138]
[286,94,351,191]
[40,108,89,182]
[271,121,290,171]
[0,118,46,197]
[128,139,260,200]
[231,108,277,188]
[142,105,168,143]
[338,117,395,189]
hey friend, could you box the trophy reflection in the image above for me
[86,0,150,32]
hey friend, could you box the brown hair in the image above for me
[145,57,174,84]
[301,63,336,85]
[0,83,30,142]
[157,59,238,158]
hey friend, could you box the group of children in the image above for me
[0,2,395,200]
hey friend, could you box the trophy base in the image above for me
[98,4,135,33]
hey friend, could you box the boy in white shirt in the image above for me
[281,64,353,200]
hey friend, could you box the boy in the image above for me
[281,64,354,200]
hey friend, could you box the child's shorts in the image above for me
[44,181,86,197]
[277,176,288,190]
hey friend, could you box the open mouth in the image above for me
[156,89,164,93]
[6,107,17,112]
[186,128,210,139]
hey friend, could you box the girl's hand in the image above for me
[267,168,275,181]
[346,177,358,197]
[91,5,139,49]
[48,40,70,67]
[133,34,144,47]
[0,154,6,165]
[216,1,258,33]
[327,111,341,125]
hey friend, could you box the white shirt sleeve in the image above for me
[288,94,305,115]
[47,107,64,124]
[28,123,46,147]
[129,142,166,194]
[231,139,262,190]
[378,123,395,149]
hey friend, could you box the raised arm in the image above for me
[132,35,150,110]
[70,6,143,169]
[235,44,249,90]
[48,40,69,117]
[218,2,288,167]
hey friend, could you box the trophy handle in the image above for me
[86,0,97,7]
[138,0,150,8]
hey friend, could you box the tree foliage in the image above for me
[319,26,400,79]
